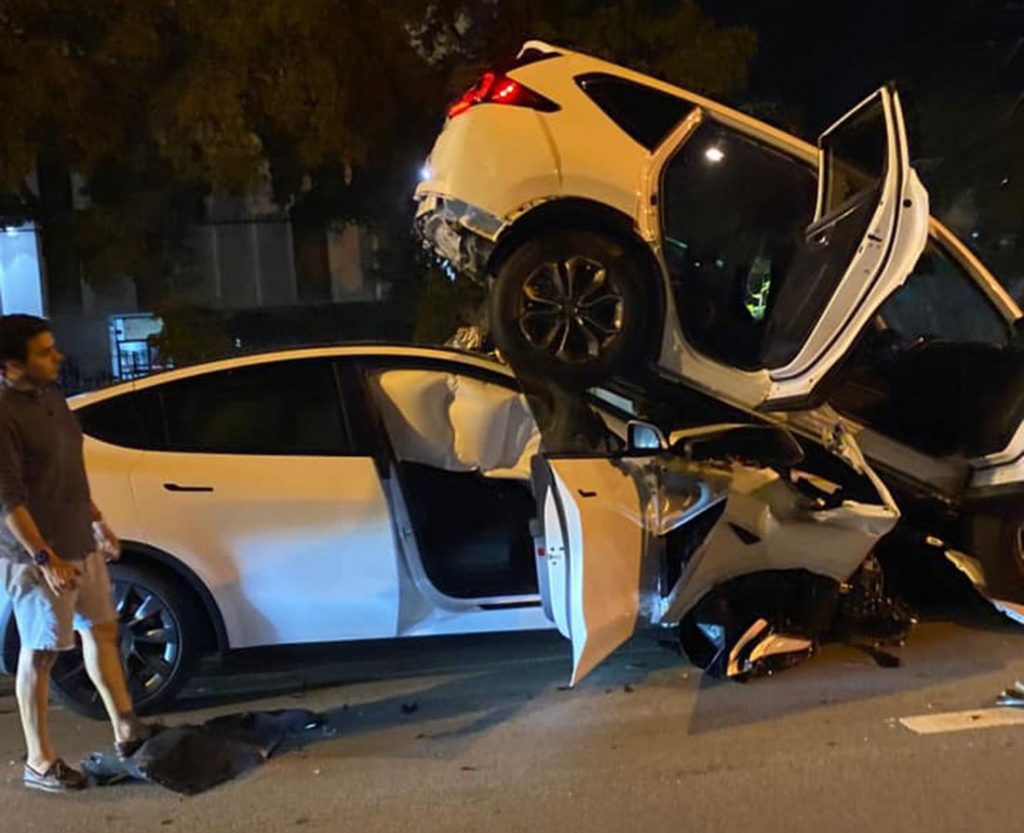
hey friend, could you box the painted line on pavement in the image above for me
[900,708,1024,735]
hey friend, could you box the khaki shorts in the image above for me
[1,552,117,651]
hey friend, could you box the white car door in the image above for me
[654,86,929,408]
[126,358,401,649]
[538,455,646,685]
[536,438,722,685]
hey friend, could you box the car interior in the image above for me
[827,244,1024,459]
[368,368,542,599]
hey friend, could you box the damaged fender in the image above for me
[537,420,902,684]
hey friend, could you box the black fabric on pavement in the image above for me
[83,709,328,795]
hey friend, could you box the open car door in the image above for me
[535,455,646,685]
[761,86,929,405]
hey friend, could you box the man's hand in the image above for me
[39,550,80,596]
[93,520,121,562]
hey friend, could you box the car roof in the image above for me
[69,343,516,408]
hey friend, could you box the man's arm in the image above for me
[5,504,49,555]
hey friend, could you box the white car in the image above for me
[414,40,1024,602]
[0,345,898,713]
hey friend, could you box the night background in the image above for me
[0,0,1020,385]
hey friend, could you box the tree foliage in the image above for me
[0,0,756,315]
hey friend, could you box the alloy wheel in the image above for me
[515,256,624,364]
[51,578,183,708]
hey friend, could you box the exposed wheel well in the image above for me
[487,198,666,358]
[116,544,228,655]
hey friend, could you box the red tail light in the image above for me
[447,71,559,119]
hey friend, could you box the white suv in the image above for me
[415,40,1024,604]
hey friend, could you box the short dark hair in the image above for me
[0,315,52,364]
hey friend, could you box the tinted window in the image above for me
[821,96,887,215]
[577,73,695,151]
[77,390,164,449]
[662,122,817,368]
[830,240,1019,457]
[878,243,1010,344]
[160,360,349,455]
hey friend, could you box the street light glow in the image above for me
[704,146,725,163]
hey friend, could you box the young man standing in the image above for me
[0,315,154,792]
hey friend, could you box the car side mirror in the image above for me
[671,424,804,469]
[626,420,668,453]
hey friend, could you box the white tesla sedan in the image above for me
[414,40,1024,606]
[0,345,899,713]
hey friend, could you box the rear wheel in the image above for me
[50,563,202,719]
[490,230,650,387]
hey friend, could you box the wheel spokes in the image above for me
[516,255,626,365]
[130,593,162,625]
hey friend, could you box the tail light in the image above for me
[447,71,559,119]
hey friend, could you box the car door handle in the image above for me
[163,483,215,493]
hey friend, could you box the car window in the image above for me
[576,73,695,151]
[159,359,349,455]
[876,242,1011,345]
[76,389,164,449]
[821,96,887,215]
[829,240,1018,457]
[662,121,817,369]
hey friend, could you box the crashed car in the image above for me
[414,40,1024,605]
[538,417,902,684]
[0,344,900,712]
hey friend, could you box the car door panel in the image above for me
[543,457,646,685]
[652,87,928,408]
[765,87,929,402]
[130,452,400,648]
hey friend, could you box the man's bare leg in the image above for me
[80,621,141,744]
[16,647,58,771]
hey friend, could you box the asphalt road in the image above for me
[2,612,1024,833]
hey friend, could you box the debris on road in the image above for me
[997,681,1024,708]
[83,709,328,795]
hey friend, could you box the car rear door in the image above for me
[126,357,401,649]
[761,86,929,404]
[653,86,929,408]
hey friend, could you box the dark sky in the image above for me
[705,0,1022,134]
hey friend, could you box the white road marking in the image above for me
[899,708,1024,735]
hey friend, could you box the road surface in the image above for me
[1,613,1023,833]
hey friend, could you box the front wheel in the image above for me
[50,563,202,719]
[489,230,651,387]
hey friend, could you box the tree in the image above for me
[0,0,758,336]
[0,0,443,311]
[413,0,755,96]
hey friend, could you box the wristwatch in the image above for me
[33,548,50,566]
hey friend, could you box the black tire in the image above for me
[490,230,651,387]
[969,499,1024,605]
[50,562,203,719]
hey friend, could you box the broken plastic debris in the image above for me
[997,681,1024,708]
